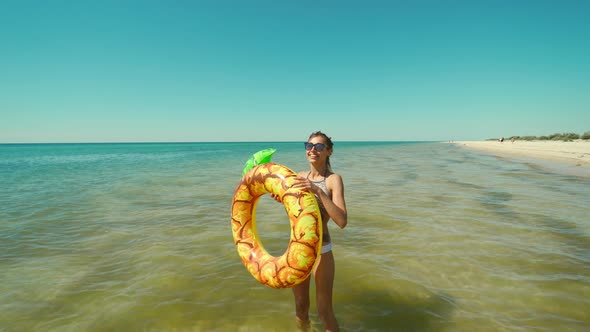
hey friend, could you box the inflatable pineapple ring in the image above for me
[231,162,323,288]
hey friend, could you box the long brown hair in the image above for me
[308,131,334,172]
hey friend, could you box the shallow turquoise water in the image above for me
[1,142,589,331]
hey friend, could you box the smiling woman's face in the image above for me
[306,135,331,164]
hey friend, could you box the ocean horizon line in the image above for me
[0,140,442,145]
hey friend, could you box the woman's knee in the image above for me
[292,282,311,314]
[295,299,309,315]
[294,293,309,308]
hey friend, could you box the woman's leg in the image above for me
[292,276,311,330]
[315,251,339,332]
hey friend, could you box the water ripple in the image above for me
[1,142,589,331]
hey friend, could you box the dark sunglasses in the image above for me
[304,142,326,151]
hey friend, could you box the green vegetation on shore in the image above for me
[488,131,590,142]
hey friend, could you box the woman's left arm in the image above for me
[318,174,347,229]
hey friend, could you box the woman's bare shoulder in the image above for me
[326,172,343,185]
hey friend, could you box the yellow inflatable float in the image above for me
[231,162,323,288]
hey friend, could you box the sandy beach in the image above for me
[451,140,590,177]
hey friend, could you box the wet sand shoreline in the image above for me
[450,140,590,177]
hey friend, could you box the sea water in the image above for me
[1,142,589,331]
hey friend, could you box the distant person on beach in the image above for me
[272,131,348,331]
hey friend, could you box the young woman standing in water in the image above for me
[279,131,348,331]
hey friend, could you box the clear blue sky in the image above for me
[1,1,589,143]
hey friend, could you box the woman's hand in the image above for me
[270,177,316,203]
[290,177,318,195]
